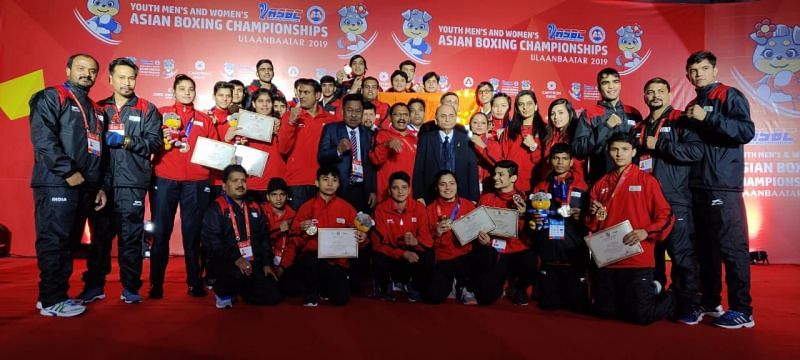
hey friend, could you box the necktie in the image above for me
[350,130,362,182]
[442,135,451,171]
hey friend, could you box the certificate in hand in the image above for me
[190,137,235,171]
[317,228,359,259]
[584,220,643,268]
[233,145,269,178]
[236,109,275,142]
[482,206,519,238]
[451,207,497,246]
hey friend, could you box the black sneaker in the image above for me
[512,288,529,306]
[303,295,319,307]
[188,286,207,297]
[148,285,164,299]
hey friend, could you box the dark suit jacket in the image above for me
[318,121,377,195]
[413,128,479,203]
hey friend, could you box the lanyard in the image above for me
[225,195,251,242]
[638,116,668,146]
[552,177,575,204]
[436,198,461,221]
[66,87,100,134]
[599,165,632,207]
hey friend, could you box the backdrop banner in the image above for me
[1,0,797,262]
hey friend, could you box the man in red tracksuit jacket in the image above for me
[149,74,216,299]
[372,171,434,302]
[246,59,285,101]
[573,68,643,184]
[586,132,674,325]
[207,81,235,198]
[474,160,536,306]
[369,103,418,201]
[280,166,368,306]
[278,79,336,210]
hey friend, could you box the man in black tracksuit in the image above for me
[80,58,162,303]
[202,165,282,308]
[683,51,755,329]
[633,78,703,322]
[573,67,643,184]
[531,143,590,312]
[30,54,107,317]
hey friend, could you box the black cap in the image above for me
[267,177,288,193]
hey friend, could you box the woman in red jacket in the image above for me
[489,92,512,136]
[467,112,499,194]
[150,74,216,298]
[474,81,494,116]
[539,98,585,182]
[495,90,546,193]
[228,88,287,202]
[424,170,480,305]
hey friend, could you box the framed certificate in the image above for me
[236,109,275,142]
[584,220,643,268]
[233,145,269,178]
[451,207,497,246]
[482,206,519,238]
[190,137,235,171]
[317,228,359,259]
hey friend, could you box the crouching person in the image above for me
[202,165,282,308]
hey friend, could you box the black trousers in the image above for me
[340,181,371,214]
[287,185,317,212]
[83,187,147,291]
[214,260,282,305]
[149,177,210,289]
[373,249,434,293]
[472,247,537,305]
[424,253,476,304]
[34,186,96,307]
[297,252,351,306]
[536,264,589,312]
[592,267,674,325]
[654,205,700,315]
[692,190,752,315]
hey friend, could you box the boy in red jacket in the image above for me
[259,178,298,295]
[281,166,369,306]
[474,160,535,306]
[372,171,434,302]
[586,132,674,325]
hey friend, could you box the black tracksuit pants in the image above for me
[592,267,674,325]
[149,177,210,290]
[471,246,537,305]
[83,187,147,291]
[372,249,434,294]
[654,205,700,315]
[297,252,351,306]
[34,186,96,307]
[692,189,753,315]
[214,260,282,305]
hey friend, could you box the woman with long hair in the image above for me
[468,112,500,193]
[495,90,546,192]
[539,98,584,181]
[489,92,512,137]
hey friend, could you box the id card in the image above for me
[491,238,507,252]
[639,154,653,173]
[238,240,253,261]
[273,255,282,267]
[352,159,364,177]
[109,123,125,136]
[549,218,565,240]
[87,132,102,156]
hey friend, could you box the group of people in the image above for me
[29,50,755,329]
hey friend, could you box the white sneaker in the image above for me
[40,299,87,317]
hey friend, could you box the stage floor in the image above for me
[0,257,797,359]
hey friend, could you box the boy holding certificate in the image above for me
[531,143,590,312]
[372,172,434,302]
[474,160,535,306]
[281,166,369,307]
[586,132,674,325]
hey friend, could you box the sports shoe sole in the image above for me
[79,294,106,304]
[714,320,755,329]
[120,295,143,304]
[303,302,319,307]
[39,306,86,318]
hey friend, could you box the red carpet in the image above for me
[0,257,797,359]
